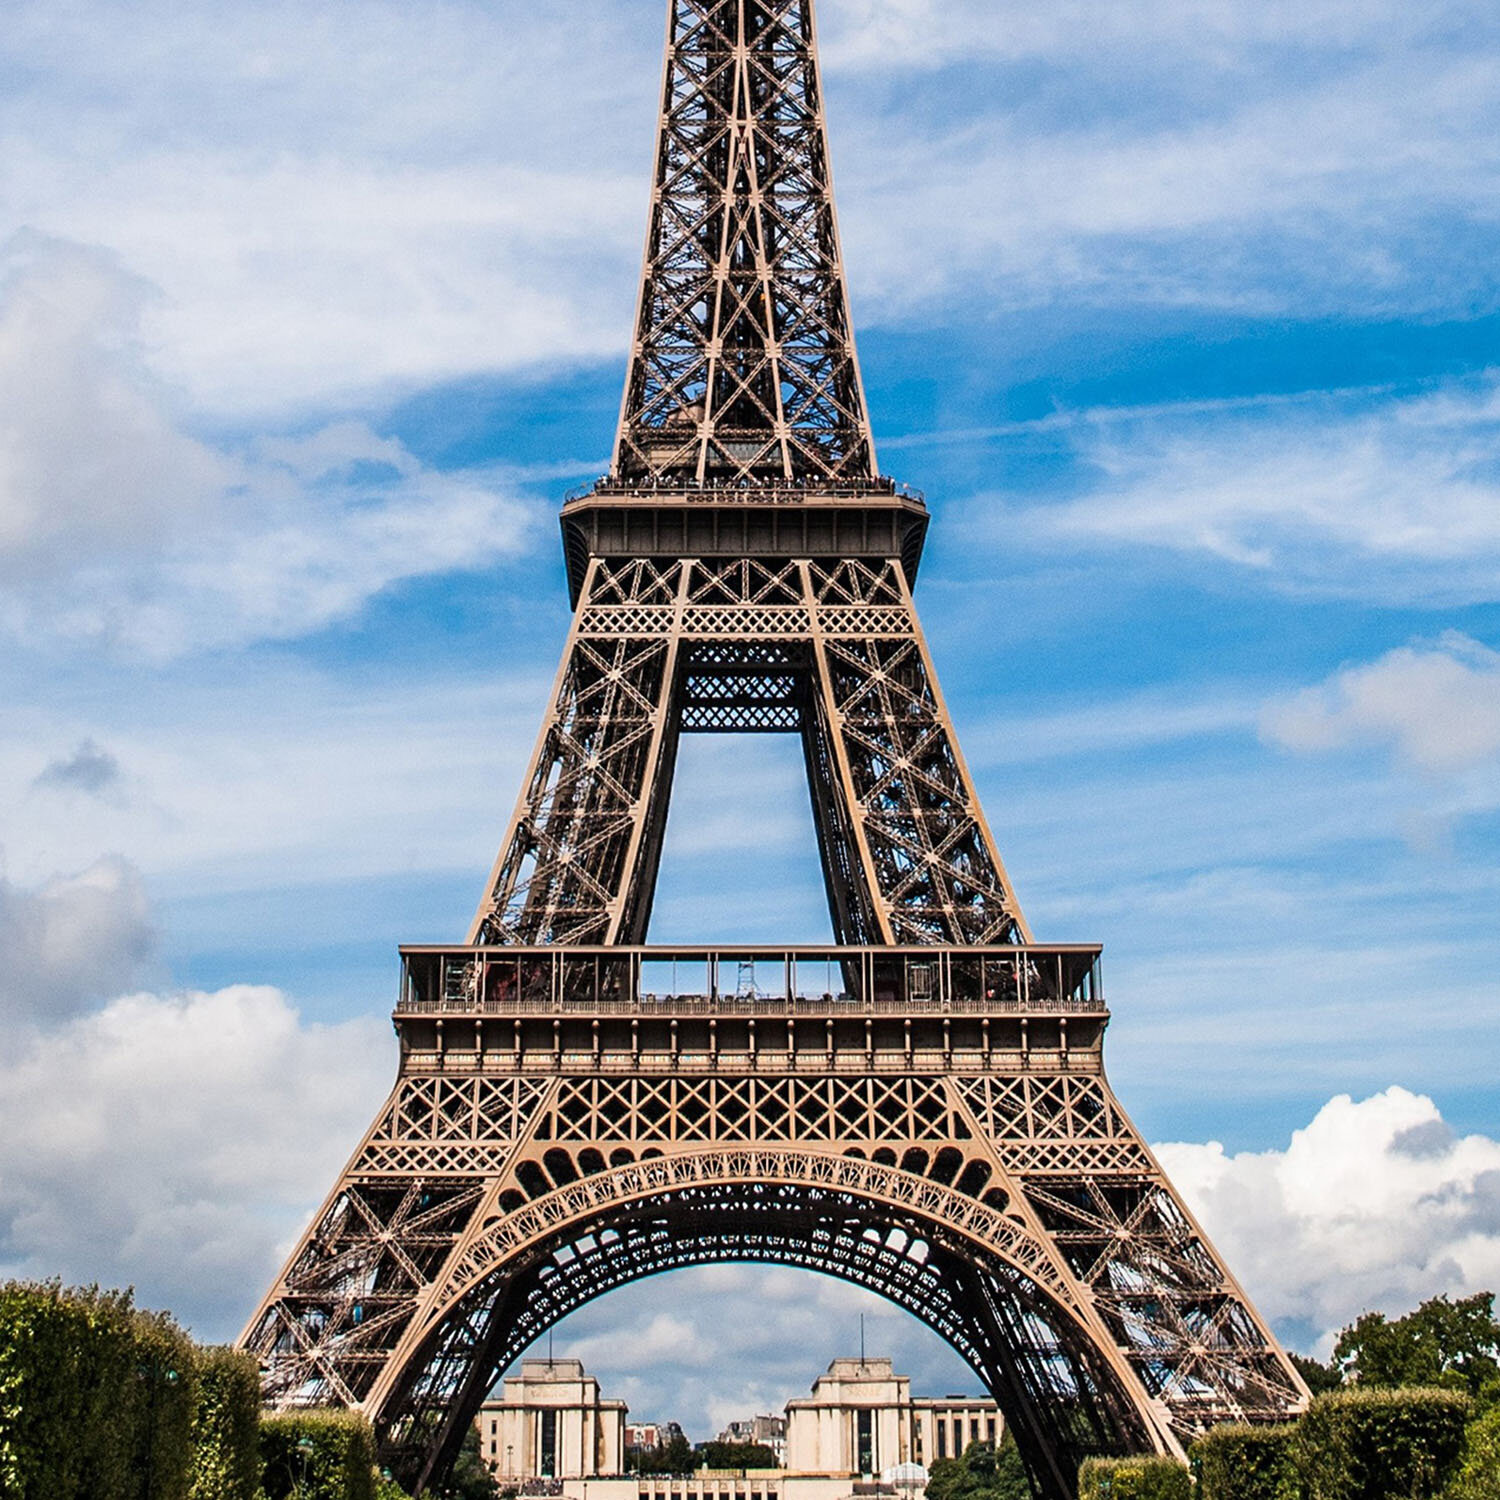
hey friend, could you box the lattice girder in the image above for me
[468,555,1028,949]
[242,1040,1305,1495]
[244,1,1308,1492]
[614,0,875,483]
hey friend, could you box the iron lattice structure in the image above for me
[240,2,1307,1495]
[613,0,874,482]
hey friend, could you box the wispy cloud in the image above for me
[6,0,1500,422]
[973,375,1500,603]
[0,232,536,655]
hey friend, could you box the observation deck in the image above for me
[559,475,930,604]
[393,943,1107,1077]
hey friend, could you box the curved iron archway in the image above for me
[370,1151,1161,1498]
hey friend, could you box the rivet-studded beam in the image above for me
[468,557,1029,948]
[613,0,875,483]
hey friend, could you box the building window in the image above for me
[986,1418,996,1445]
[540,1409,557,1478]
[857,1409,874,1475]
[936,1421,946,1461]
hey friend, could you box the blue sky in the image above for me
[2,0,1499,1438]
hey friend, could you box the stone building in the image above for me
[479,1358,627,1480]
[484,1352,1000,1497]
[784,1358,1001,1475]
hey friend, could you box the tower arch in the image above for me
[359,1149,1160,1497]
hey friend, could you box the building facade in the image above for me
[716,1416,788,1465]
[784,1359,1002,1476]
[480,1359,627,1481]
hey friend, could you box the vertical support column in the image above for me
[799,559,895,945]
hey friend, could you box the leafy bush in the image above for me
[261,1410,377,1500]
[1291,1387,1471,1500]
[0,1280,197,1500]
[189,1347,263,1500]
[1076,1455,1190,1500]
[132,1307,201,1500]
[1443,1403,1500,1500]
[1192,1424,1296,1500]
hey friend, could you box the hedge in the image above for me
[188,1347,262,1500]
[1077,1455,1191,1500]
[1192,1423,1296,1500]
[1444,1403,1500,1500]
[261,1409,377,1500]
[1290,1387,1471,1500]
[0,1280,198,1500]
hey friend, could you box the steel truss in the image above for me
[241,0,1307,1492]
[243,1020,1304,1495]
[469,557,1027,949]
[614,0,874,483]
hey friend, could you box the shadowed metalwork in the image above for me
[240,2,1307,1495]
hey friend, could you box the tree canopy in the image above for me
[925,1439,1031,1500]
[631,1434,696,1474]
[695,1441,780,1470]
[1333,1292,1500,1399]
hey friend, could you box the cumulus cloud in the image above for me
[0,233,535,655]
[0,983,390,1334]
[1159,1088,1500,1355]
[998,376,1500,603]
[0,858,156,1030]
[1262,633,1500,773]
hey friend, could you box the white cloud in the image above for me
[0,665,552,893]
[0,858,156,1030]
[993,376,1500,603]
[0,983,389,1334]
[1263,633,1500,773]
[1160,1088,1500,1355]
[4,0,1499,420]
[0,232,227,572]
[820,0,1472,71]
[0,2,650,413]
[0,233,535,655]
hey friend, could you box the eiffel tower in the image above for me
[240,3,1307,1493]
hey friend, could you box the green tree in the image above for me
[696,1442,779,1470]
[434,1424,499,1500]
[926,1439,1031,1500]
[1334,1293,1500,1397]
[1290,1352,1343,1396]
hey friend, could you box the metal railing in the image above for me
[565,474,925,507]
[396,943,1104,1017]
